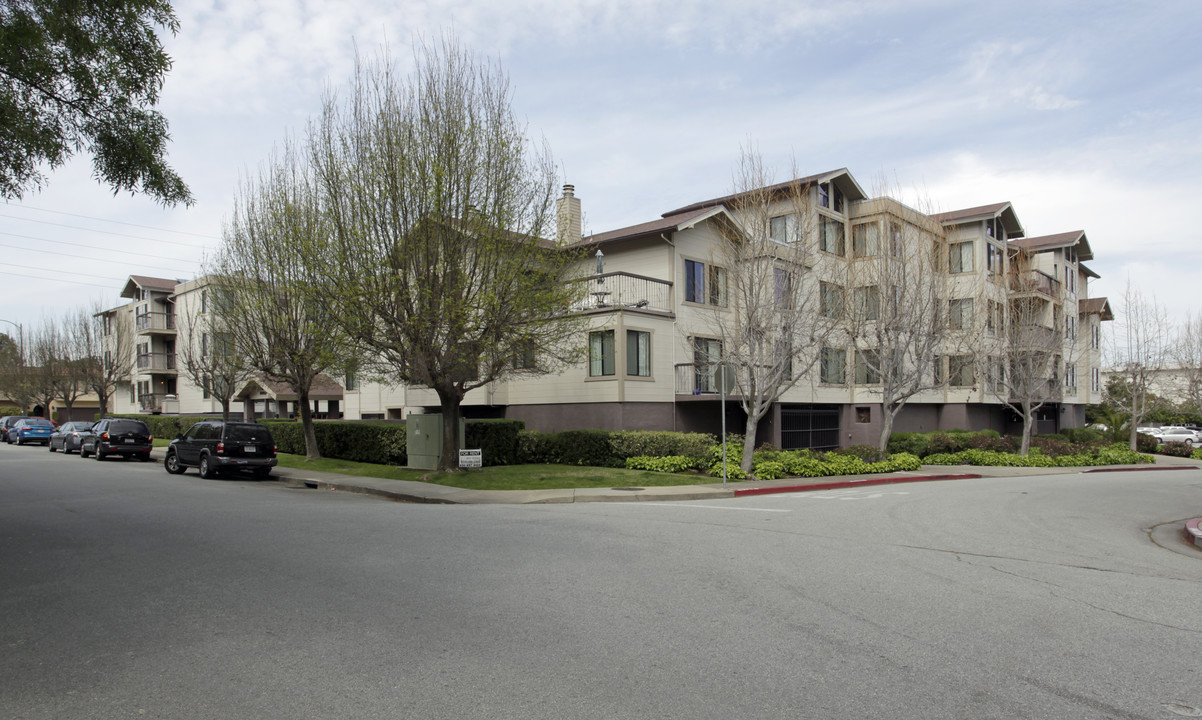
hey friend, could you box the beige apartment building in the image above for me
[100,167,1110,449]
[393,169,1111,448]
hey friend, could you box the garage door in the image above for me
[780,405,840,450]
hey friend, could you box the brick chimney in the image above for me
[556,184,582,244]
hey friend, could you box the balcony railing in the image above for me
[675,363,734,395]
[136,352,176,372]
[572,271,673,314]
[135,312,176,332]
[1010,270,1060,298]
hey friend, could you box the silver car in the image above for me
[1157,426,1201,447]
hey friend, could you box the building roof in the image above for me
[567,207,725,250]
[661,168,868,217]
[1079,296,1114,321]
[1079,262,1100,279]
[120,275,182,299]
[1009,230,1093,261]
[236,373,346,402]
[931,201,1025,238]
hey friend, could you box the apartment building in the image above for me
[386,169,1111,448]
[99,275,344,419]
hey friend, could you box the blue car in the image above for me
[9,417,55,446]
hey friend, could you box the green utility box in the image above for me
[406,413,466,470]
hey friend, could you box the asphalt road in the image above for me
[2,445,1200,719]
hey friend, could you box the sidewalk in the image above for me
[267,454,1202,506]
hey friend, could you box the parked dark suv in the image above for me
[80,418,153,461]
[164,421,277,478]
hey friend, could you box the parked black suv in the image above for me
[80,418,153,461]
[164,421,277,478]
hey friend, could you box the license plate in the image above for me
[244,445,256,453]
[124,438,135,444]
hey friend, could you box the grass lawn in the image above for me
[274,453,711,491]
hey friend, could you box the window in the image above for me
[1092,367,1100,392]
[987,243,1004,276]
[693,337,722,392]
[202,375,211,399]
[818,183,830,208]
[852,222,880,257]
[949,241,974,273]
[931,240,943,273]
[889,221,903,257]
[1064,266,1075,294]
[986,300,1003,335]
[856,407,871,424]
[201,290,208,314]
[853,286,880,321]
[773,268,792,309]
[949,355,975,387]
[626,330,650,377]
[820,282,845,319]
[769,214,800,243]
[201,332,209,359]
[513,342,537,370]
[103,350,112,371]
[345,371,359,391]
[819,217,845,255]
[1065,362,1077,392]
[684,259,727,307]
[588,330,615,377]
[987,358,1004,393]
[1092,323,1101,349]
[820,347,846,384]
[1065,315,1077,343]
[102,314,112,336]
[855,349,880,384]
[948,298,974,330]
[986,217,1002,239]
[129,383,135,403]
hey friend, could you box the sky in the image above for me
[2,0,1200,344]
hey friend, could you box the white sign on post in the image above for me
[459,449,482,468]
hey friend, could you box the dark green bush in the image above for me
[1136,432,1159,454]
[609,430,715,465]
[465,419,524,466]
[887,432,930,457]
[1060,427,1105,444]
[832,444,888,463]
[255,419,408,465]
[555,429,623,467]
[517,430,558,464]
[926,432,960,455]
[1159,441,1194,457]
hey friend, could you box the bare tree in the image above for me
[212,140,350,460]
[845,196,948,451]
[1106,281,1169,450]
[0,332,34,413]
[702,149,837,474]
[311,37,587,470]
[86,303,134,417]
[176,296,252,422]
[55,307,94,420]
[1171,313,1202,416]
[25,319,60,419]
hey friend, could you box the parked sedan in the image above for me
[1157,426,1201,446]
[8,417,55,445]
[1,415,32,444]
[48,421,96,454]
[79,418,153,461]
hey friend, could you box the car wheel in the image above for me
[48,442,55,452]
[198,454,216,479]
[79,443,89,458]
[95,446,105,461]
[164,451,184,475]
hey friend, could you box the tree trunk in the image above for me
[740,414,758,475]
[878,407,895,453]
[1128,423,1139,452]
[297,387,321,460]
[436,386,464,472]
[1020,402,1034,456]
[220,399,230,422]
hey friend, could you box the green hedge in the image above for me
[259,420,407,465]
[107,414,212,439]
[922,444,1153,467]
[464,419,524,466]
[518,428,717,468]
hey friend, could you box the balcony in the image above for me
[1010,270,1060,300]
[136,352,177,375]
[135,312,177,334]
[572,272,673,314]
[675,363,736,397]
[138,393,178,414]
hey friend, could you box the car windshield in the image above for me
[109,421,149,434]
[24,419,52,427]
[226,425,273,443]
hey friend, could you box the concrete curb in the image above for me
[1081,465,1198,473]
[731,473,982,497]
[1186,518,1202,550]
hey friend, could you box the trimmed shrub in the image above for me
[831,444,888,463]
[517,430,558,464]
[609,430,714,466]
[1159,441,1194,458]
[554,429,622,467]
[1060,427,1105,444]
[887,432,930,458]
[260,419,407,465]
[1136,432,1159,454]
[465,419,524,466]
[0,406,21,416]
[922,444,1152,467]
[107,414,209,440]
[926,432,960,456]
[625,455,698,473]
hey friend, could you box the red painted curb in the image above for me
[732,473,982,497]
[1081,466,1198,473]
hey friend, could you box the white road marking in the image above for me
[794,489,912,501]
